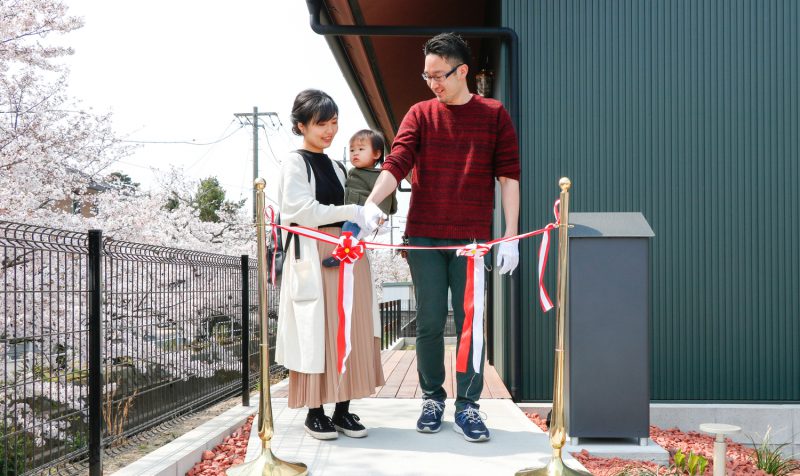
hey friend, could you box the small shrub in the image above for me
[673,449,709,475]
[748,427,800,476]
[0,424,36,476]
[102,382,138,446]
[615,449,708,475]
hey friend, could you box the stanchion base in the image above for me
[516,456,592,476]
[226,447,308,476]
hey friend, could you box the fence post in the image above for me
[386,301,397,345]
[393,300,399,344]
[241,255,250,406]
[384,302,394,349]
[380,302,386,350]
[88,230,103,476]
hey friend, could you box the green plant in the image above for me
[615,449,709,476]
[748,427,800,476]
[68,427,88,452]
[0,424,36,476]
[64,369,89,384]
[673,449,709,475]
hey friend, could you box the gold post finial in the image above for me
[254,178,266,191]
[559,177,571,192]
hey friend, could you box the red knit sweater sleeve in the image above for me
[493,105,520,180]
[382,105,419,183]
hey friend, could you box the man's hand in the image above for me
[355,202,385,236]
[496,240,519,275]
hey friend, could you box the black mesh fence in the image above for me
[0,221,273,475]
[1,222,91,475]
[379,299,456,349]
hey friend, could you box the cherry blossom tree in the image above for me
[1,0,255,457]
[368,249,412,302]
[1,1,409,460]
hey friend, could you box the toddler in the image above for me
[323,129,398,267]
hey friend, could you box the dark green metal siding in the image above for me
[502,0,800,401]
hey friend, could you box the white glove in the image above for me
[361,202,385,234]
[356,228,371,240]
[353,205,369,235]
[356,222,389,241]
[496,240,519,275]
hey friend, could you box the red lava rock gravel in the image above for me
[528,412,549,432]
[525,413,800,476]
[188,411,800,475]
[186,414,254,476]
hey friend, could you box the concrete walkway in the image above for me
[241,396,589,476]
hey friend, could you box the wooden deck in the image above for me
[272,349,511,399]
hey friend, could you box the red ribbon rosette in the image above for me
[455,242,491,259]
[331,232,365,264]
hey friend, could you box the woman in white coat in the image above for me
[276,89,385,440]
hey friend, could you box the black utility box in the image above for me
[564,212,655,443]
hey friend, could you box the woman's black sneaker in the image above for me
[304,412,338,440]
[331,412,368,438]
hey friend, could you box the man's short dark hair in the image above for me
[423,33,472,70]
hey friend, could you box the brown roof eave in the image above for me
[321,33,382,135]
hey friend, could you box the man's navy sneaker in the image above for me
[453,405,490,442]
[416,399,445,433]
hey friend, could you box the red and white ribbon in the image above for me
[455,243,490,374]
[538,230,553,312]
[331,232,365,374]
[537,199,560,312]
[269,201,560,314]
[266,198,561,375]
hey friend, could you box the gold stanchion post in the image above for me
[227,178,308,476]
[516,178,591,476]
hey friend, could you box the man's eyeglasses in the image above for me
[421,64,464,83]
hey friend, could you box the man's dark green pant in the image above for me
[407,236,485,412]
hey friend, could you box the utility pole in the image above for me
[389,215,401,245]
[234,107,277,220]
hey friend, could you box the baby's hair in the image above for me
[350,129,385,164]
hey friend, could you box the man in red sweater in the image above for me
[364,33,520,443]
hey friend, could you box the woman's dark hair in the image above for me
[290,89,339,136]
[349,129,386,164]
[423,32,472,70]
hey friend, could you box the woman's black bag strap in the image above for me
[334,160,346,175]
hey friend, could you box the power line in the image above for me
[261,126,282,166]
[262,113,282,131]
[185,121,244,171]
[278,120,299,149]
[120,123,244,146]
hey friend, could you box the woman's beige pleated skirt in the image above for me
[287,226,386,409]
